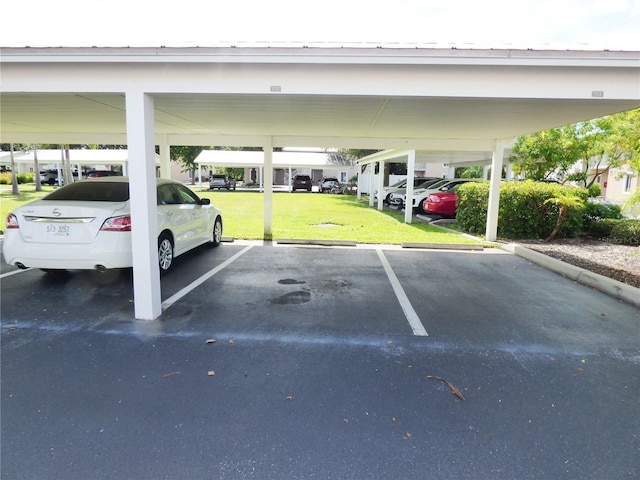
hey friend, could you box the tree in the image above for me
[510,109,640,186]
[544,191,585,242]
[510,125,580,182]
[170,146,205,184]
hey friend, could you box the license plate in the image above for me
[46,224,71,236]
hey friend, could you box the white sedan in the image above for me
[3,177,223,274]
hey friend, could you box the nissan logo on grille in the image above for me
[51,208,62,217]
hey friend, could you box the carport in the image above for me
[1,148,161,179]
[194,149,350,192]
[1,45,639,319]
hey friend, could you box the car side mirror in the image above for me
[200,198,211,205]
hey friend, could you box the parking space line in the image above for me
[162,245,254,312]
[376,248,428,336]
[0,268,30,279]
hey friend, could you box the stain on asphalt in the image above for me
[270,291,311,304]
[278,279,307,285]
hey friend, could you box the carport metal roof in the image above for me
[1,45,639,320]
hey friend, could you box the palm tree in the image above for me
[544,192,585,242]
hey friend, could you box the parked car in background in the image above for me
[209,174,236,190]
[319,177,340,193]
[3,177,223,274]
[389,178,450,206]
[422,191,459,217]
[39,170,79,185]
[375,177,438,204]
[399,179,480,212]
[86,170,122,179]
[293,174,313,191]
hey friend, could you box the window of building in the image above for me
[624,175,633,193]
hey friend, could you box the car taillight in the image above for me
[428,194,441,203]
[100,215,132,232]
[6,213,19,229]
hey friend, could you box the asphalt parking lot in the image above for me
[1,242,639,479]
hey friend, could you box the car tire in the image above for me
[47,178,56,185]
[158,233,174,273]
[421,198,430,214]
[210,217,222,247]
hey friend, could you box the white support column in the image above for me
[404,150,416,224]
[158,134,170,178]
[288,167,292,192]
[485,140,506,242]
[368,164,375,207]
[377,161,386,211]
[263,138,273,236]
[126,91,162,320]
[356,164,362,200]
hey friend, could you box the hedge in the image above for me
[456,180,589,239]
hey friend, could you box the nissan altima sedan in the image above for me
[3,177,223,274]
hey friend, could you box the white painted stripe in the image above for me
[376,248,428,336]
[162,245,253,311]
[0,268,30,279]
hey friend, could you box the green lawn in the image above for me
[1,185,483,245]
[199,190,481,245]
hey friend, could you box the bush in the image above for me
[583,201,622,232]
[587,183,602,197]
[456,180,588,239]
[16,173,34,184]
[609,219,640,245]
[0,172,34,184]
[587,219,618,239]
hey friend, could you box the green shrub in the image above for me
[16,173,34,184]
[609,219,640,245]
[0,173,11,185]
[587,218,618,239]
[457,180,588,239]
[582,201,623,232]
[587,183,602,197]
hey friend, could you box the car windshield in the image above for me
[416,179,442,189]
[422,179,449,190]
[44,182,130,202]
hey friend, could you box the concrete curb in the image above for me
[502,243,640,307]
[276,238,357,247]
[401,242,483,251]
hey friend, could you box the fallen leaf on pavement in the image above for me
[205,339,217,344]
[285,395,294,401]
[426,375,466,400]
[207,370,216,376]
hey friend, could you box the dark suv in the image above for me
[209,174,236,190]
[293,174,313,192]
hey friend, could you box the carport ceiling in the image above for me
[1,46,639,149]
[2,93,637,144]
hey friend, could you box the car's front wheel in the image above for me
[210,217,222,247]
[158,233,174,273]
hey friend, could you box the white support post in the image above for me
[263,138,273,236]
[368,164,375,207]
[485,140,505,242]
[126,91,162,320]
[158,134,170,179]
[404,150,416,224]
[288,167,292,192]
[377,161,386,211]
[356,165,362,200]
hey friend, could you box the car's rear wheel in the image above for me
[210,217,222,247]
[158,233,174,273]
[420,198,430,214]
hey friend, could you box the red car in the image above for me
[423,191,458,217]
